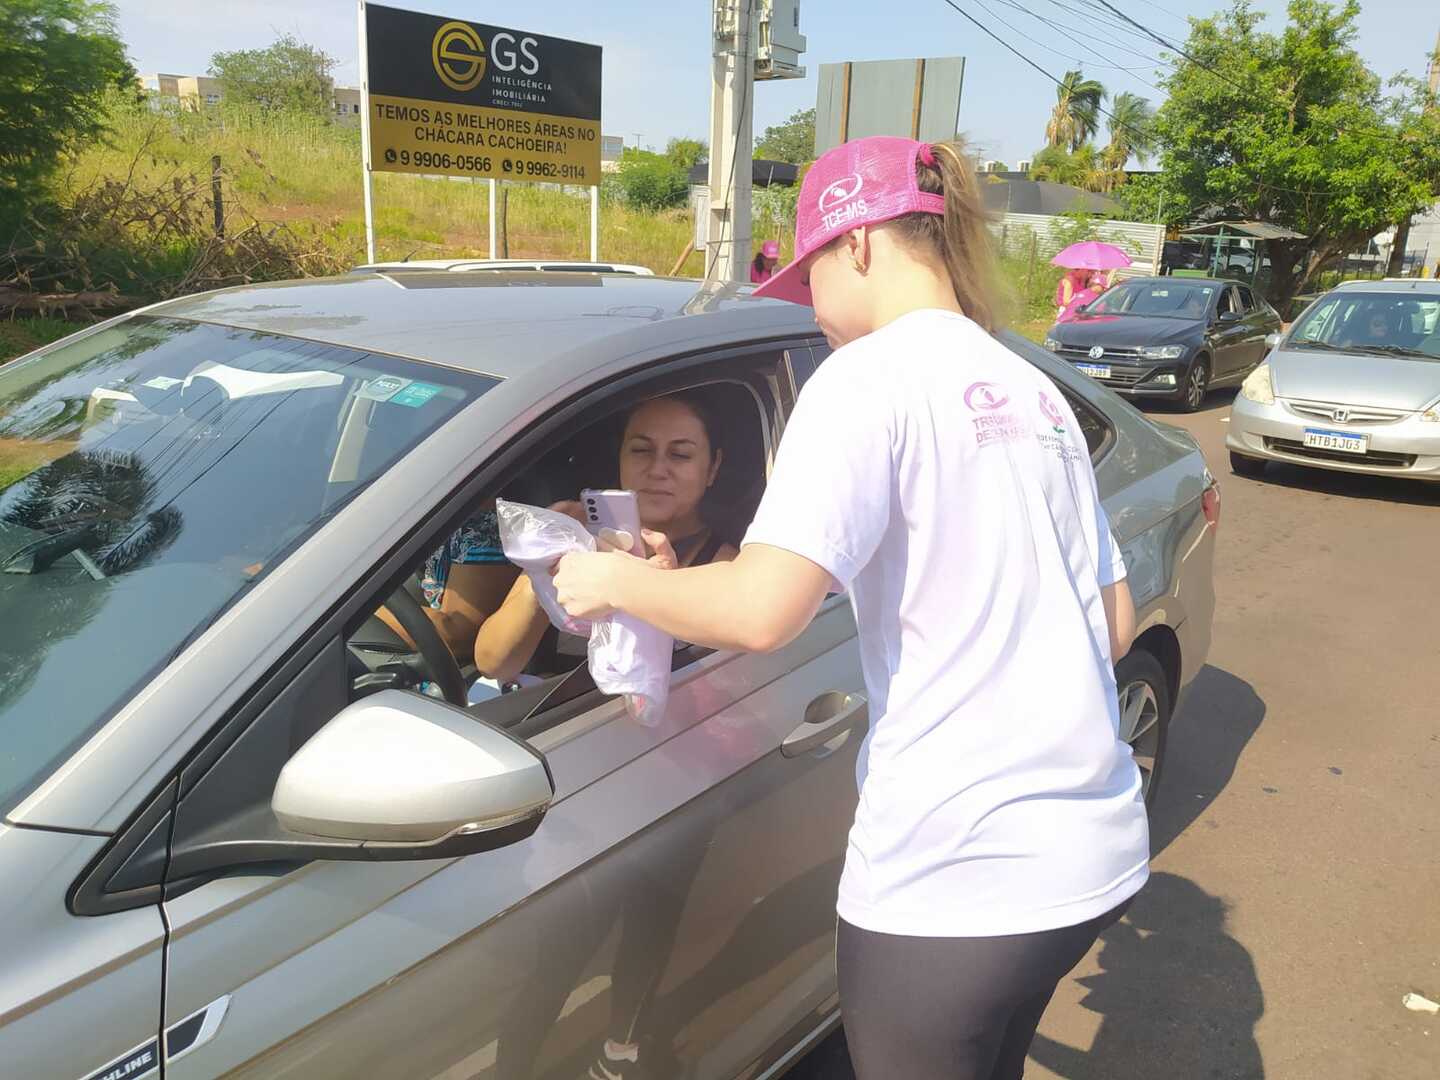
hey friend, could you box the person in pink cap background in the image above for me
[750,239,781,283]
[555,135,1143,1080]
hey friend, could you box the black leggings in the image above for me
[837,900,1131,1080]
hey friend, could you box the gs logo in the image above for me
[432,21,486,92]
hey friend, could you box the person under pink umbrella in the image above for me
[1057,273,1106,323]
[1054,268,1090,320]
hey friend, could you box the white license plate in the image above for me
[1302,428,1368,454]
[1076,363,1111,379]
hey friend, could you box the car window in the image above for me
[1289,292,1440,357]
[1059,388,1113,461]
[0,317,496,812]
[1088,281,1216,319]
[1235,285,1256,313]
[348,371,780,742]
[1216,288,1237,317]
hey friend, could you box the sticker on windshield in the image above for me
[389,381,442,408]
[357,375,411,402]
[141,376,182,391]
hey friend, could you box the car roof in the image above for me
[350,258,654,275]
[1120,276,1237,288]
[145,272,818,382]
[1331,278,1440,294]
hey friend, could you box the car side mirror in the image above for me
[271,690,554,854]
[1217,311,1242,324]
[1265,332,1282,349]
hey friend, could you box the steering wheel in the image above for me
[375,585,470,707]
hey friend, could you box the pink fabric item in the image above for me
[1057,287,1100,323]
[761,240,781,258]
[753,136,946,306]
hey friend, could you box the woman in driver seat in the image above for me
[473,390,737,683]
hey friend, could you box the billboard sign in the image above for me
[815,57,965,156]
[361,3,602,185]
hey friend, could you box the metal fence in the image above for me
[990,212,1166,278]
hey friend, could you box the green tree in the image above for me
[756,107,815,163]
[0,0,134,227]
[1148,0,1440,304]
[616,150,689,211]
[1029,144,1107,192]
[665,137,708,170]
[210,34,337,118]
[1045,70,1106,152]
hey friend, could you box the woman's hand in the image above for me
[549,499,586,524]
[597,527,679,570]
[554,551,633,620]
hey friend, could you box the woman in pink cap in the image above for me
[555,135,1144,1080]
[750,239,781,283]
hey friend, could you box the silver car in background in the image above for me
[1228,279,1440,481]
[0,272,1214,1079]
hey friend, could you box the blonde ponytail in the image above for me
[891,141,1001,332]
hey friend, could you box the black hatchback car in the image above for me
[1045,276,1284,411]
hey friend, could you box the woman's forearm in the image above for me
[472,577,551,681]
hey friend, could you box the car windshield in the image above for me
[1085,282,1217,319]
[0,317,495,811]
[1288,292,1440,359]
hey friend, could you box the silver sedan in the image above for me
[0,272,1214,1080]
[1228,279,1440,481]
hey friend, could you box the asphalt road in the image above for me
[790,390,1440,1080]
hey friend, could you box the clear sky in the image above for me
[117,0,1437,166]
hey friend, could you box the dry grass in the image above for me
[64,99,711,274]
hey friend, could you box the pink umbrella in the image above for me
[1051,241,1132,270]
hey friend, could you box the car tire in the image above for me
[1115,648,1171,808]
[1230,451,1267,479]
[1178,357,1210,412]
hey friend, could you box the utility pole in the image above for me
[706,0,755,284]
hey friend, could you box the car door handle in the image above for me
[782,692,869,758]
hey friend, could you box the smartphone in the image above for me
[580,489,646,557]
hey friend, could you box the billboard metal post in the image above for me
[590,185,599,261]
[489,179,497,258]
[357,0,377,263]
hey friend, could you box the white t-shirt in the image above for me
[744,309,1149,937]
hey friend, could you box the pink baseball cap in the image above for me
[753,136,945,306]
[761,240,781,258]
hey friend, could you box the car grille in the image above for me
[1286,400,1408,426]
[1264,438,1417,469]
[1056,344,1145,362]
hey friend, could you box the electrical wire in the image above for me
[937,0,1155,146]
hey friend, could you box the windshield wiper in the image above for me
[1354,344,1434,359]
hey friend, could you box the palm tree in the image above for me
[1101,92,1157,178]
[1046,70,1106,152]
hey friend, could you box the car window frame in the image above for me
[392,364,788,742]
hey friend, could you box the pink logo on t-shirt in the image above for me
[964,382,1010,411]
[1039,391,1067,433]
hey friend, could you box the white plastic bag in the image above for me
[495,499,671,725]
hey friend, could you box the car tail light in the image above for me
[1202,471,1221,530]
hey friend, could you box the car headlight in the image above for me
[1137,344,1186,360]
[1422,408,1440,423]
[1240,362,1275,405]
[1043,337,1061,351]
